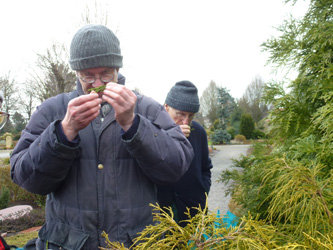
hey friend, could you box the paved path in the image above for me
[207,144,250,215]
[0,149,11,158]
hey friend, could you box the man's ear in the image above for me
[164,104,169,111]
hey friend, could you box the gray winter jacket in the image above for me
[10,75,193,249]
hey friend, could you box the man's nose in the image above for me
[181,117,190,125]
[92,78,104,87]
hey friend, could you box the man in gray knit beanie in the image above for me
[157,80,213,227]
[165,80,200,113]
[69,24,123,70]
[10,24,194,249]
[165,80,200,137]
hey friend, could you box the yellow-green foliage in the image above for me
[312,92,333,164]
[1,157,10,165]
[234,134,246,143]
[262,156,333,239]
[101,203,333,250]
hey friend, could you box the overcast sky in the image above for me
[1,0,309,104]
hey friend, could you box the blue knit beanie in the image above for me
[165,81,200,113]
[69,24,123,70]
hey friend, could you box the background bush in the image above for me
[239,113,255,139]
[0,186,10,209]
[0,159,46,235]
[0,162,46,207]
[211,129,231,144]
[1,208,45,233]
[251,129,266,139]
[227,127,236,139]
[234,134,246,143]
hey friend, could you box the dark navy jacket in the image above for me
[10,75,193,249]
[157,120,212,223]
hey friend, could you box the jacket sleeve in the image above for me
[200,126,213,193]
[122,96,194,184]
[10,99,81,195]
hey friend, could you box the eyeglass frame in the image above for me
[174,111,195,121]
[166,105,196,123]
[77,69,117,84]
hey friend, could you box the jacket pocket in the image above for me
[38,221,89,250]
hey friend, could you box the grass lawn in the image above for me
[4,231,38,248]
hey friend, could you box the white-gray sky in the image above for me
[1,0,308,104]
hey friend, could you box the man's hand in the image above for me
[62,93,102,141]
[180,124,191,137]
[102,82,137,131]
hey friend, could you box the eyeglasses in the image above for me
[78,71,116,84]
[175,111,195,121]
[0,112,9,130]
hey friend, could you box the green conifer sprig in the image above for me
[88,85,106,93]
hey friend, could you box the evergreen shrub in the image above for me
[251,129,266,139]
[227,127,236,139]
[239,113,255,139]
[0,186,10,209]
[102,202,333,249]
[211,129,231,144]
[234,134,246,143]
[0,165,46,207]
[1,208,45,233]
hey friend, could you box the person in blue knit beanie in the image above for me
[157,80,213,226]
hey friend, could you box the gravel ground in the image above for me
[207,144,250,215]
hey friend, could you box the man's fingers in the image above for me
[179,125,191,137]
[102,83,137,130]
[104,83,136,106]
[64,94,102,131]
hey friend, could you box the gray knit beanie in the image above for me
[165,81,200,113]
[69,24,123,70]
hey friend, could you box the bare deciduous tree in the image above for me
[0,72,19,114]
[77,0,120,35]
[29,43,76,102]
[19,80,40,120]
[199,80,219,127]
[193,111,205,128]
[238,75,269,123]
[78,1,110,27]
